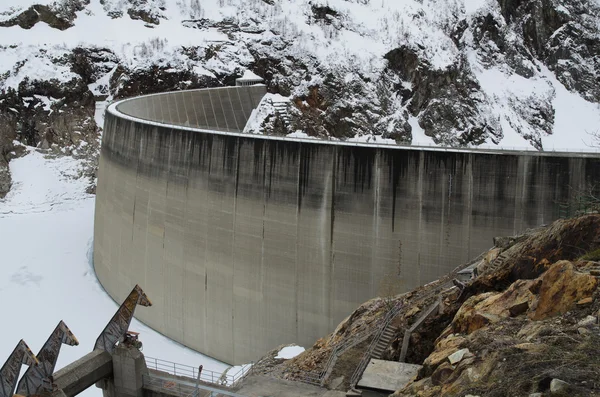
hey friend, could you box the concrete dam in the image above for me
[94,84,600,365]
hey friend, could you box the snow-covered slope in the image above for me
[0,0,599,196]
[0,148,227,397]
[1,0,600,148]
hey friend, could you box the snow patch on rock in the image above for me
[276,345,305,360]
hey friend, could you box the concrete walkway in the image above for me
[236,375,346,397]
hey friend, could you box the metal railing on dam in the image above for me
[93,84,600,365]
[145,356,252,386]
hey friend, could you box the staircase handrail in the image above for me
[349,301,404,387]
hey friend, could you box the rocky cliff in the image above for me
[1,0,600,197]
[260,214,600,396]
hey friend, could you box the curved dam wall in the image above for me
[94,86,600,364]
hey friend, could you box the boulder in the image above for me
[423,334,466,370]
[451,279,537,334]
[577,315,597,328]
[431,361,454,385]
[529,261,598,320]
[550,378,571,395]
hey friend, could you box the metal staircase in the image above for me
[268,97,291,128]
[484,250,510,275]
[371,326,396,359]
[349,303,404,388]
[295,301,404,387]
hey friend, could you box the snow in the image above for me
[220,362,253,386]
[408,116,436,146]
[95,101,108,130]
[275,345,305,360]
[239,69,262,81]
[347,134,396,145]
[287,131,315,139]
[243,93,288,135]
[538,64,600,151]
[466,47,600,151]
[0,0,599,149]
[0,149,227,397]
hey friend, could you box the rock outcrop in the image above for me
[0,56,100,197]
[0,0,89,30]
[1,0,599,196]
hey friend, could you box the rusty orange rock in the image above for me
[529,261,598,321]
[450,279,538,335]
[423,334,466,369]
[577,297,593,305]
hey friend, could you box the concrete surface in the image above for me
[93,86,600,364]
[237,375,344,397]
[144,371,243,397]
[110,346,147,397]
[357,359,421,393]
[53,350,113,397]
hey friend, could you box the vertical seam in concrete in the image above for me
[235,88,247,121]
[217,90,230,131]
[174,93,182,124]
[166,94,174,122]
[417,151,424,286]
[371,151,379,297]
[133,125,141,286]
[295,143,301,343]
[152,95,157,124]
[208,91,219,130]
[203,138,209,352]
[158,93,166,123]
[199,92,208,128]
[467,154,473,259]
[328,146,337,331]
[231,138,240,362]
[144,97,150,120]
[515,156,527,234]
[181,134,191,345]
[143,130,150,298]
[438,173,446,267]
[189,92,198,127]
[181,92,189,126]
[540,159,546,224]
[227,89,239,131]
[260,141,266,304]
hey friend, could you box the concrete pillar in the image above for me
[101,346,149,397]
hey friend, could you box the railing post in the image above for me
[174,362,177,376]
[195,365,202,397]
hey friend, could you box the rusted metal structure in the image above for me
[0,340,38,397]
[94,284,152,353]
[16,321,79,396]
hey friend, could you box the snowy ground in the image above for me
[275,346,305,360]
[0,149,227,397]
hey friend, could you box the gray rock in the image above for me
[448,348,470,365]
[578,315,597,328]
[0,164,11,199]
[550,378,570,394]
